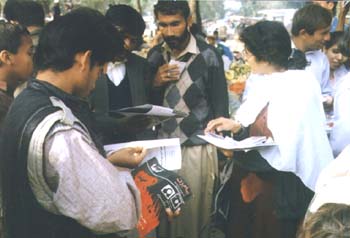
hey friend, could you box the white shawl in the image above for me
[308,145,350,213]
[236,70,333,191]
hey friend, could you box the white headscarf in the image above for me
[236,70,333,191]
[308,145,350,213]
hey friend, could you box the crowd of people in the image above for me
[0,0,350,238]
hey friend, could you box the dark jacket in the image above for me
[0,80,107,238]
[90,53,152,143]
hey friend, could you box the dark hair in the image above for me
[298,203,350,238]
[105,4,145,37]
[240,20,300,69]
[34,7,123,72]
[325,31,345,50]
[3,1,44,27]
[0,21,30,54]
[3,1,20,22]
[291,4,332,36]
[329,1,338,16]
[16,1,45,27]
[338,30,350,58]
[154,0,190,19]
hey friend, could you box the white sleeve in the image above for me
[320,56,332,96]
[331,80,350,157]
[42,124,141,235]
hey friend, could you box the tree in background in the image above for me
[200,0,225,20]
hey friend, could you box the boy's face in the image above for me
[303,26,331,51]
[9,35,34,86]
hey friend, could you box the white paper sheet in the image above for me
[198,133,276,151]
[104,138,182,170]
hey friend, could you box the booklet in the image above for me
[110,104,188,118]
[133,158,191,237]
[104,138,182,170]
[198,133,276,151]
[109,104,188,130]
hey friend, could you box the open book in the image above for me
[198,133,276,151]
[104,138,182,170]
[109,104,188,129]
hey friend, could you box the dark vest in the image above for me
[1,80,108,238]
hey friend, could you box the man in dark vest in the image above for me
[91,4,153,144]
[1,8,146,238]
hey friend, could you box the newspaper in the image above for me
[104,138,182,170]
[198,133,276,151]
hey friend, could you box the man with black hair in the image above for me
[291,4,333,102]
[0,21,33,238]
[148,1,229,237]
[0,22,33,129]
[3,1,45,47]
[1,8,145,238]
[91,4,153,144]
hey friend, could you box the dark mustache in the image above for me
[164,36,180,42]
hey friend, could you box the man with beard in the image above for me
[147,1,228,238]
[291,4,333,103]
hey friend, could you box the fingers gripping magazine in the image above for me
[132,158,191,237]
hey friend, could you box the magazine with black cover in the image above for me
[132,157,191,237]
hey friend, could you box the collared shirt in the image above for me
[305,50,332,96]
[106,61,126,87]
[291,41,332,96]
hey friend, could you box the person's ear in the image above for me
[76,50,92,72]
[187,15,193,30]
[0,50,13,66]
[299,29,309,39]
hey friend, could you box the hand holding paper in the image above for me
[205,117,242,134]
[154,63,180,87]
[107,146,147,168]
